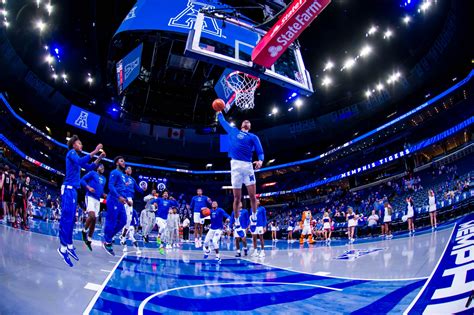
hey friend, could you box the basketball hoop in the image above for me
[225,71,260,110]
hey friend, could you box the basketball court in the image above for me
[0,213,471,314]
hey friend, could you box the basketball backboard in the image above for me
[185,12,314,96]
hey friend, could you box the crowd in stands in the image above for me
[266,159,473,240]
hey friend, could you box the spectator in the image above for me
[367,209,379,237]
[182,216,190,242]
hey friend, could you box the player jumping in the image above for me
[58,135,105,267]
[217,112,264,238]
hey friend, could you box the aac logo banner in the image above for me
[405,214,474,314]
[66,105,101,134]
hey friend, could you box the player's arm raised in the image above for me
[217,112,235,134]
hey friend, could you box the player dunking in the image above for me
[217,112,264,238]
[58,135,105,267]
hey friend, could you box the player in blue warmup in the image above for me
[217,112,264,238]
[203,201,230,262]
[120,166,145,251]
[190,188,211,247]
[58,135,105,267]
[153,191,179,253]
[230,202,249,257]
[251,200,267,258]
[80,163,107,251]
[102,156,129,256]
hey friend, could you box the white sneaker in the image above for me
[136,248,142,255]
[122,245,128,252]
[251,250,259,257]
[258,251,265,258]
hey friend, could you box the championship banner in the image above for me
[251,0,331,68]
[405,214,474,314]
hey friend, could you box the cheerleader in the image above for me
[322,212,332,244]
[383,201,393,239]
[428,189,437,230]
[406,196,415,236]
[346,207,357,244]
[287,216,295,243]
[270,221,278,242]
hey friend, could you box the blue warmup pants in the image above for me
[59,186,77,246]
[103,197,126,244]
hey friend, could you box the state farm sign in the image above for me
[251,0,331,68]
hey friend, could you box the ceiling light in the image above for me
[0,9,7,16]
[342,58,355,70]
[3,20,9,28]
[36,20,46,32]
[295,99,303,107]
[323,61,334,71]
[45,3,53,15]
[52,73,58,80]
[321,76,332,86]
[359,45,372,57]
[272,107,278,114]
[376,83,384,91]
[419,1,432,12]
[268,159,276,164]
[87,77,93,84]
[383,29,393,39]
[62,73,67,79]
[45,54,54,64]
[403,15,411,24]
[365,89,372,98]
[367,26,377,36]
[288,107,294,112]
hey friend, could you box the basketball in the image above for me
[212,98,225,112]
[201,207,211,217]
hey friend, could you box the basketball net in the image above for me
[225,71,260,110]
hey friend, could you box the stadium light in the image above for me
[376,83,384,91]
[321,76,332,87]
[36,20,46,32]
[359,45,372,58]
[365,89,372,98]
[295,99,303,107]
[3,20,9,28]
[383,29,393,39]
[403,15,411,24]
[0,9,7,16]
[342,58,356,71]
[272,107,279,115]
[367,26,377,36]
[45,3,53,15]
[419,1,432,12]
[45,54,54,64]
[288,107,294,112]
[52,73,58,80]
[323,60,334,71]
[87,77,93,84]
